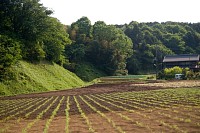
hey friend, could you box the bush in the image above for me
[0,35,21,80]
[114,69,128,76]
[159,66,199,80]
[74,62,106,81]
[163,66,183,79]
[186,71,200,80]
[147,75,155,79]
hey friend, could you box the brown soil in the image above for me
[1,80,200,100]
[0,80,200,133]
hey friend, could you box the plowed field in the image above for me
[0,80,200,133]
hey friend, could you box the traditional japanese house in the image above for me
[163,54,200,71]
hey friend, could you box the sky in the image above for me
[40,0,200,25]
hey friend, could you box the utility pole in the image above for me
[155,43,158,80]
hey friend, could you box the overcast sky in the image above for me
[40,0,200,25]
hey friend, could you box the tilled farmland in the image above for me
[0,80,200,133]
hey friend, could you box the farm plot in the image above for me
[0,87,200,133]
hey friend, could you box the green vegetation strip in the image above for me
[0,98,33,115]
[74,96,96,133]
[0,98,42,122]
[22,96,59,133]
[99,93,194,125]
[65,96,70,133]
[0,97,48,133]
[79,96,125,133]
[0,61,85,96]
[93,94,187,133]
[44,96,65,133]
[85,95,152,131]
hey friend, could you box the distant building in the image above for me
[163,54,200,71]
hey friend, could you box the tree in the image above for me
[0,0,72,64]
[19,0,53,61]
[124,21,142,49]
[142,30,158,44]
[65,44,85,62]
[126,51,141,74]
[87,21,133,75]
[183,31,200,53]
[0,0,54,61]
[164,34,186,54]
[43,18,72,63]
[70,17,92,44]
[0,35,21,80]
[165,25,186,35]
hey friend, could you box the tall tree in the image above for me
[69,17,92,44]
[164,34,186,54]
[0,0,54,61]
[87,21,133,75]
[43,18,71,64]
[0,35,21,80]
[183,31,200,53]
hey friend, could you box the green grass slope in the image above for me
[0,61,85,96]
[74,62,107,81]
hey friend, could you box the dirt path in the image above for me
[1,80,199,100]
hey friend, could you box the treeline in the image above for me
[0,0,132,80]
[1,0,200,81]
[120,21,200,74]
[0,0,71,80]
[61,19,200,75]
[66,18,133,75]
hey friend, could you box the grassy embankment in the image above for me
[0,61,156,96]
[0,61,86,96]
[99,75,156,84]
[74,62,107,82]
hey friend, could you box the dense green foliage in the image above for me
[67,18,133,76]
[0,0,71,77]
[120,21,200,74]
[0,61,85,96]
[73,62,106,81]
[1,0,200,84]
[0,35,21,80]
[186,71,200,79]
[67,20,200,75]
[159,66,200,80]
[160,66,187,79]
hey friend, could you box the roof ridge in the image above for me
[163,54,199,62]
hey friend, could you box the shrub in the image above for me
[114,69,128,76]
[160,66,199,80]
[186,71,200,80]
[0,35,21,80]
[163,66,183,79]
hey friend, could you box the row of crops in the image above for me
[0,88,200,133]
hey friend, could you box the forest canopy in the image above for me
[1,0,200,80]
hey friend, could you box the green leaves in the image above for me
[87,22,133,75]
[43,18,72,63]
[70,17,92,44]
[123,21,200,74]
[0,0,71,64]
[68,19,133,75]
[0,35,21,80]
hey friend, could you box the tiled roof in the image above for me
[163,54,199,62]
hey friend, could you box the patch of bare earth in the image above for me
[0,80,200,133]
[131,80,200,88]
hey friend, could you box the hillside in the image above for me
[0,61,85,96]
[74,62,107,81]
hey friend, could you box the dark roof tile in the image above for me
[163,54,199,62]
